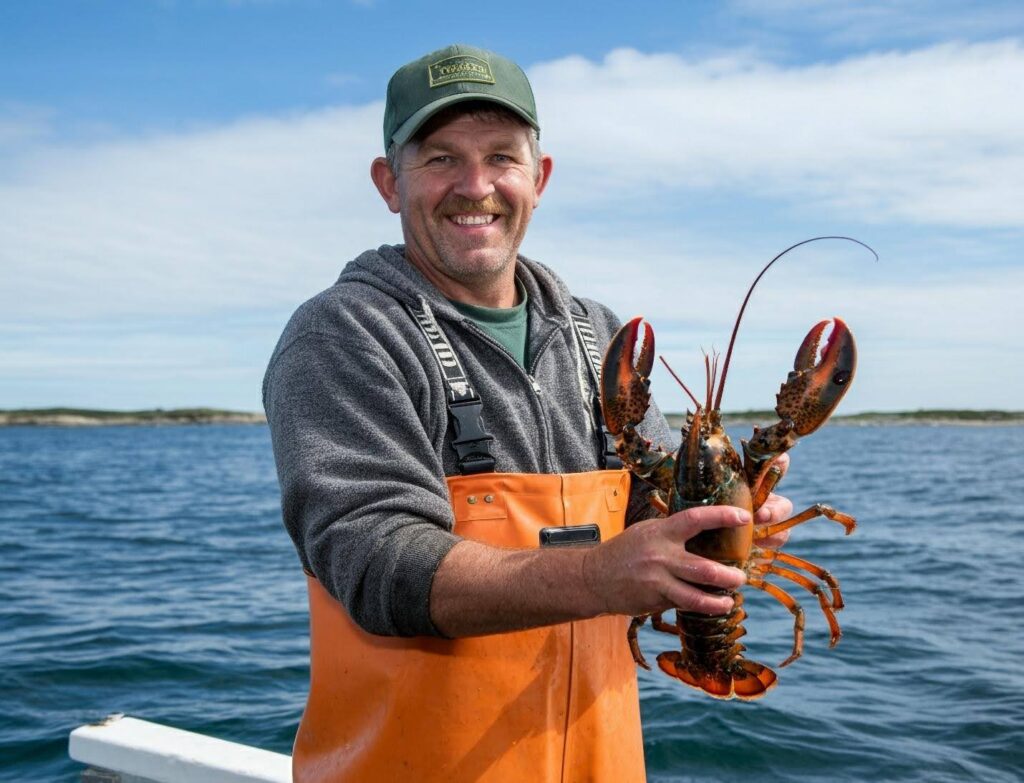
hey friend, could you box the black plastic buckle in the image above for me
[600,426,623,470]
[591,395,623,470]
[448,399,496,475]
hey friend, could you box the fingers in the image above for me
[663,560,743,615]
[772,453,790,479]
[584,505,752,619]
[755,492,794,526]
[754,454,792,530]
[754,491,794,550]
[662,580,736,616]
[669,554,745,592]
[663,504,750,539]
[660,506,748,614]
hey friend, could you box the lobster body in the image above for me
[672,410,752,561]
[600,239,872,700]
[669,411,773,698]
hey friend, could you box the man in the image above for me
[264,44,792,782]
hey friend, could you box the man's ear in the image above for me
[370,157,401,214]
[533,154,554,206]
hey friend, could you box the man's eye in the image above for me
[428,155,452,164]
[492,154,512,163]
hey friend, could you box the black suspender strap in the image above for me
[570,306,605,381]
[406,298,496,475]
[570,299,623,470]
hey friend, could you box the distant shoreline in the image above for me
[0,408,266,427]
[1,407,1021,428]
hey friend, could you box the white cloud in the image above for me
[1,41,1021,409]
[531,41,1024,228]
[3,41,1020,322]
[0,104,394,320]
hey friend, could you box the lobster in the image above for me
[600,237,874,700]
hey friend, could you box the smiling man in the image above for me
[263,44,792,782]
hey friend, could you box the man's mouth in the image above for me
[441,195,507,228]
[450,213,498,226]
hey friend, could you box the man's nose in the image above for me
[453,160,495,201]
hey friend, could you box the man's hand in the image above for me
[581,505,749,618]
[431,504,752,637]
[431,461,800,638]
[753,454,793,550]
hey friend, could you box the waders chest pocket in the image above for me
[539,524,601,547]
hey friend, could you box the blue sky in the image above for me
[2,1,1022,413]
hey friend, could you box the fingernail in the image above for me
[734,510,751,524]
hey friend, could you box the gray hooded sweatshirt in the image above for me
[263,245,671,638]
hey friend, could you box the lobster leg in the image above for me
[749,460,785,512]
[747,576,806,668]
[753,548,844,610]
[648,489,669,517]
[628,615,651,670]
[748,561,842,647]
[627,611,693,671]
[754,503,856,539]
[651,612,679,635]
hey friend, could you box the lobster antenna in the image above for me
[659,355,702,411]
[704,353,713,413]
[712,236,878,411]
[710,351,720,410]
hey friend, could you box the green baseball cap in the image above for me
[383,44,539,150]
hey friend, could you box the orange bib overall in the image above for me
[293,469,646,782]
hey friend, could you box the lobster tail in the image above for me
[656,598,780,700]
[656,652,778,701]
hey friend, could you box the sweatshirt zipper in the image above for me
[524,326,561,474]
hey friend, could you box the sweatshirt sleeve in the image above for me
[263,325,458,638]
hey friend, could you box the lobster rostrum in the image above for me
[600,237,875,700]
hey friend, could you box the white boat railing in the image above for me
[68,714,291,783]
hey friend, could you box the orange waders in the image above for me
[293,469,646,782]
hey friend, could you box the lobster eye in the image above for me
[832,370,851,386]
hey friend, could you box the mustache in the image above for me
[440,195,509,216]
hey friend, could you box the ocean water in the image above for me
[1,424,1021,782]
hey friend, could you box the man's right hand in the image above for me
[430,505,750,637]
[581,506,749,618]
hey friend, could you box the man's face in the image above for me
[377,112,552,295]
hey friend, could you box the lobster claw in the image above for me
[776,318,857,436]
[600,317,655,435]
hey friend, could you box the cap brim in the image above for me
[390,93,540,146]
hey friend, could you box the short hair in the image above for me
[386,100,543,178]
